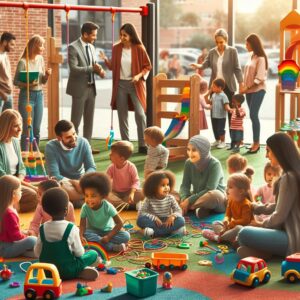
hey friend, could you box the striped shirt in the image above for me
[139,195,182,221]
[144,144,169,175]
[230,107,246,131]
[211,92,229,118]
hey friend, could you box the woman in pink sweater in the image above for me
[0,175,36,258]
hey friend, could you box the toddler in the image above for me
[0,175,36,258]
[80,172,130,252]
[27,179,75,236]
[144,126,169,178]
[137,170,185,238]
[106,141,143,209]
[199,79,211,130]
[34,187,99,281]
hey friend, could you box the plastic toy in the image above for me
[199,240,219,252]
[106,267,118,275]
[83,241,110,263]
[214,251,224,264]
[231,257,271,288]
[177,242,190,249]
[198,260,213,267]
[162,272,172,289]
[145,252,188,271]
[101,282,113,293]
[75,283,93,296]
[0,264,13,281]
[281,253,300,283]
[9,281,20,288]
[24,263,62,299]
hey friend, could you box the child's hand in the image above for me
[250,219,263,227]
[101,235,110,244]
[26,229,36,236]
[127,192,135,204]
[223,220,229,228]
[80,235,87,246]
[180,199,189,215]
[164,215,175,228]
[46,68,52,76]
[69,179,82,193]
[155,217,163,227]
[99,50,106,60]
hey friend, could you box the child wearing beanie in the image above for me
[179,135,227,218]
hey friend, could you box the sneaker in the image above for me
[202,229,220,243]
[217,142,227,149]
[172,226,187,236]
[143,227,154,238]
[231,146,240,153]
[91,256,103,267]
[78,267,99,281]
[195,207,210,219]
[211,140,220,147]
[112,243,127,252]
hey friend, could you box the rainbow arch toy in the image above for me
[84,241,110,262]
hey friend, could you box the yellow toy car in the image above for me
[231,256,271,288]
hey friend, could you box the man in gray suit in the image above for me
[66,22,105,154]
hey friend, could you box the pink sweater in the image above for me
[107,161,140,193]
[255,184,275,204]
[0,208,25,242]
[29,202,76,235]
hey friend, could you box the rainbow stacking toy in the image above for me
[278,59,300,90]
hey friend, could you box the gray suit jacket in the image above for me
[201,46,243,92]
[66,38,97,98]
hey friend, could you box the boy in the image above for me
[106,141,143,210]
[229,94,246,153]
[34,188,100,281]
[206,78,231,149]
[144,126,169,178]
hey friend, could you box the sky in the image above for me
[236,0,262,13]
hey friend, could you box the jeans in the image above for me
[0,236,37,258]
[238,226,288,257]
[136,215,185,237]
[0,94,13,112]
[18,89,44,151]
[246,89,266,143]
[84,229,130,252]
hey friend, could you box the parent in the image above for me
[100,23,152,154]
[237,132,300,259]
[179,135,226,218]
[14,34,51,151]
[0,32,16,112]
[45,120,96,208]
[241,33,268,154]
[0,109,38,212]
[67,22,105,155]
[191,28,244,129]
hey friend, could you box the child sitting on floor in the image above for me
[0,175,37,258]
[144,126,169,178]
[203,173,253,245]
[106,141,143,210]
[137,170,185,238]
[34,187,100,281]
[79,172,130,252]
[27,179,75,236]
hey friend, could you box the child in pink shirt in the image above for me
[199,79,211,131]
[0,175,36,258]
[106,141,143,210]
[27,179,75,236]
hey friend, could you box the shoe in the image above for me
[211,140,220,147]
[112,243,127,252]
[92,148,100,155]
[91,256,103,267]
[138,146,147,154]
[195,207,210,219]
[246,144,253,150]
[231,146,240,153]
[202,229,220,243]
[172,226,187,236]
[247,146,260,154]
[143,227,154,238]
[217,142,227,149]
[237,246,272,260]
[78,267,99,281]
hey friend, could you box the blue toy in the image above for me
[282,253,300,283]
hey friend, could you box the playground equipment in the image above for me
[152,73,201,161]
[276,10,300,146]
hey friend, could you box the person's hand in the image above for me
[190,63,201,69]
[30,79,39,87]
[132,74,141,83]
[80,235,87,246]
[164,215,175,228]
[239,86,248,94]
[155,217,163,227]
[93,63,105,78]
[69,179,82,193]
[250,219,263,227]
[99,51,106,61]
[46,68,52,76]
[101,235,110,244]
[26,229,36,236]
[127,192,135,204]
[180,199,189,215]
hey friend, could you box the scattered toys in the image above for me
[106,267,118,275]
[177,242,190,249]
[281,253,300,283]
[0,264,13,281]
[214,251,225,264]
[198,260,213,267]
[75,283,93,296]
[136,270,151,279]
[9,281,20,288]
[101,282,113,293]
[162,272,172,289]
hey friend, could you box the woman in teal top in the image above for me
[180,135,227,218]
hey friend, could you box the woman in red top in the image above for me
[100,23,152,154]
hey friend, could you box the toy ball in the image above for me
[214,252,224,264]
[0,264,13,281]
[164,272,172,280]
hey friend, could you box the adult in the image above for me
[237,132,300,259]
[44,120,96,208]
[0,109,38,212]
[196,47,208,77]
[240,33,268,154]
[100,23,152,154]
[168,54,181,79]
[191,28,244,128]
[66,22,105,155]
[0,32,16,112]
[179,135,227,218]
[14,34,51,151]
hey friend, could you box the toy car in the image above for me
[24,263,62,299]
[281,253,300,283]
[231,256,271,288]
[145,252,188,270]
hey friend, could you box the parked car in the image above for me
[235,43,249,70]
[266,49,279,77]
[281,253,300,283]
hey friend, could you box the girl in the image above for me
[79,172,130,252]
[14,34,52,150]
[199,79,211,131]
[0,175,36,258]
[137,171,185,238]
[202,173,253,245]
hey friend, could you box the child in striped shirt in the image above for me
[137,170,185,238]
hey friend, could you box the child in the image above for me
[207,78,231,149]
[203,173,253,244]
[0,175,37,258]
[137,170,185,237]
[106,141,143,209]
[34,187,99,281]
[229,94,246,152]
[144,126,169,178]
[199,79,211,130]
[27,179,76,236]
[79,172,130,252]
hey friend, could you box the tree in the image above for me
[186,33,215,50]
[179,12,199,27]
[159,0,179,28]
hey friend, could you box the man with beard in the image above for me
[0,32,16,112]
[45,120,96,207]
